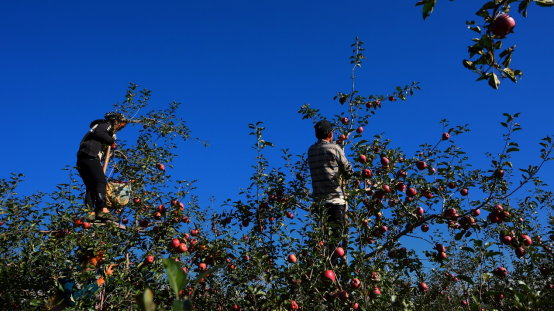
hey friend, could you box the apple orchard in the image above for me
[2,3,554,311]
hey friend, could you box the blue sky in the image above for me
[1,0,553,239]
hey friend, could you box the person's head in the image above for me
[104,112,127,131]
[314,120,333,141]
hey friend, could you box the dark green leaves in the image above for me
[415,0,437,20]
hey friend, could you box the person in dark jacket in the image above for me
[76,112,127,222]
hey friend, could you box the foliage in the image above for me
[416,0,553,88]
[1,39,554,311]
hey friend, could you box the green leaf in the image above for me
[482,273,493,282]
[461,246,475,253]
[164,258,188,298]
[415,0,437,20]
[172,300,186,311]
[458,275,475,285]
[455,232,464,240]
[536,0,554,7]
[488,72,500,89]
[136,288,157,311]
[507,147,520,153]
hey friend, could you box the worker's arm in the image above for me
[93,123,115,146]
[335,146,354,180]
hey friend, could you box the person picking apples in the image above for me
[307,120,354,264]
[76,112,127,222]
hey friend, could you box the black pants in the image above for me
[324,203,347,255]
[76,156,107,211]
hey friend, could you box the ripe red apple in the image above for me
[371,287,381,297]
[287,212,294,219]
[389,96,395,102]
[396,182,406,192]
[339,96,347,104]
[356,126,363,134]
[380,157,389,166]
[421,224,429,232]
[444,208,457,218]
[493,266,508,277]
[406,187,416,197]
[224,217,232,224]
[492,14,516,37]
[321,270,336,285]
[146,255,154,264]
[363,219,369,227]
[333,247,345,258]
[471,209,480,217]
[179,243,188,252]
[515,247,526,258]
[460,188,468,196]
[416,161,427,170]
[520,234,532,246]
[287,254,297,263]
[461,300,468,306]
[494,169,505,178]
[358,155,366,163]
[418,282,428,292]
[133,197,141,204]
[437,252,447,260]
[341,117,348,124]
[153,212,162,220]
[242,220,249,227]
[139,219,148,227]
[199,263,207,271]
[74,219,83,227]
[442,132,450,140]
[352,303,359,310]
[382,185,391,193]
[181,216,189,223]
[191,229,199,236]
[171,238,180,248]
[362,169,372,178]
[339,290,348,302]
[436,243,445,252]
[447,181,456,189]
[122,218,129,224]
[350,278,361,289]
[289,300,298,311]
[156,163,165,171]
[83,222,91,229]
[397,170,407,178]
[379,226,388,234]
[415,207,424,216]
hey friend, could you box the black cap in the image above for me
[314,120,333,133]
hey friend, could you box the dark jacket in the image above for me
[77,119,115,159]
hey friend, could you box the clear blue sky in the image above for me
[1,1,553,228]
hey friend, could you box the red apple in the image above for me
[287,254,297,263]
[379,226,388,234]
[122,218,129,224]
[171,238,180,248]
[381,157,389,166]
[146,255,154,264]
[356,126,363,134]
[460,188,468,196]
[418,282,428,292]
[287,212,293,219]
[494,169,505,178]
[362,169,372,178]
[437,252,447,260]
[416,161,427,170]
[74,219,83,227]
[358,155,367,163]
[339,290,348,302]
[436,243,445,252]
[339,97,347,104]
[156,163,165,171]
[515,247,526,258]
[421,224,430,232]
[442,132,450,140]
[371,287,381,297]
[471,209,480,217]
[396,182,406,192]
[520,234,532,246]
[224,217,232,224]
[383,185,391,193]
[133,197,141,204]
[179,243,188,252]
[139,219,149,227]
[447,181,456,189]
[352,303,359,310]
[350,278,361,289]
[406,187,416,197]
[341,117,348,124]
[198,263,207,271]
[415,207,424,216]
[83,222,91,229]
[333,247,345,258]
[492,14,516,37]
[242,220,249,227]
[321,270,336,285]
